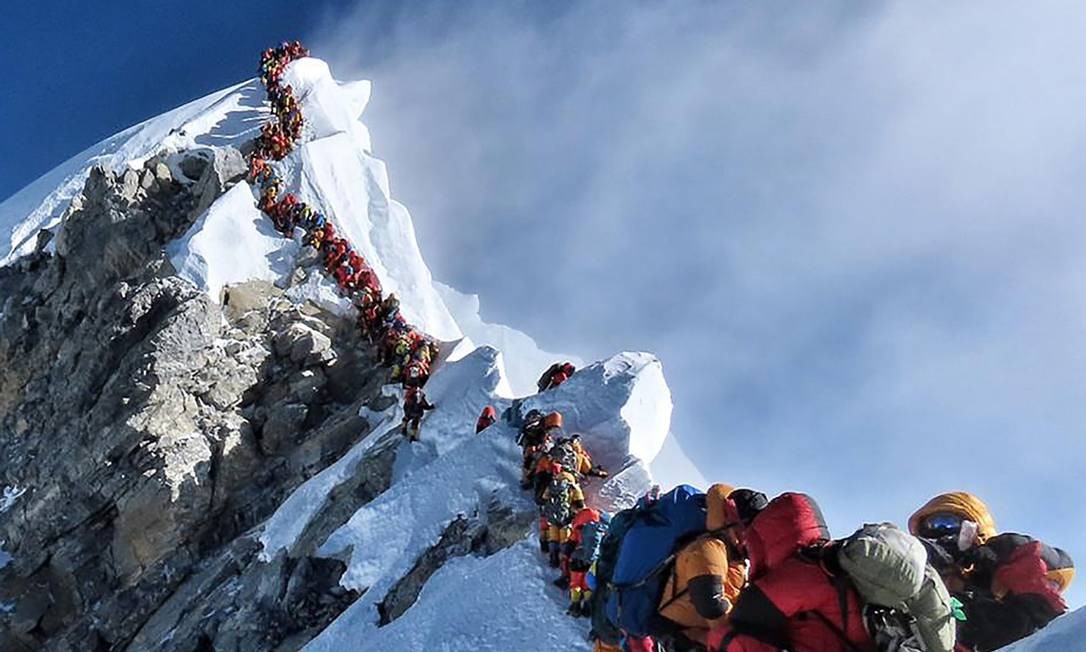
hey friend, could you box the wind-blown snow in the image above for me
[436,281,584,397]
[1002,607,1086,651]
[652,435,710,491]
[294,133,460,339]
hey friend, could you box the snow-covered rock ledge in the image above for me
[297,350,672,651]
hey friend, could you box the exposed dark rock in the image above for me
[0,155,391,651]
[377,492,536,627]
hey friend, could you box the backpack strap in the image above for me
[657,558,687,612]
[795,543,862,652]
[611,552,682,625]
[613,552,679,591]
[833,573,851,639]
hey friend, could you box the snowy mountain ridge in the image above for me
[0,55,669,650]
[0,55,1077,651]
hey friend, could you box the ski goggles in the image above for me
[919,513,964,538]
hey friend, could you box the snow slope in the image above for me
[1002,607,1086,651]
[0,79,262,266]
[1,49,1078,652]
[0,54,672,649]
[350,539,590,651]
[300,348,666,651]
[167,182,300,300]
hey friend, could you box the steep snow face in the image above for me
[297,349,667,651]
[517,352,672,471]
[1,56,462,341]
[436,281,584,397]
[1002,607,1086,651]
[0,79,262,265]
[353,539,589,651]
[166,182,300,300]
[182,57,459,339]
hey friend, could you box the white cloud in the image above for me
[313,0,1086,606]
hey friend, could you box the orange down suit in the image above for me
[657,483,748,645]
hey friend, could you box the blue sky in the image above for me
[4,1,1083,607]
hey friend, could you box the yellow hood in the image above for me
[908,492,997,542]
[706,483,736,531]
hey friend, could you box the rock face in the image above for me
[0,154,397,651]
[0,56,677,652]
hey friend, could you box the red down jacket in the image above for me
[708,493,875,652]
[955,533,1074,651]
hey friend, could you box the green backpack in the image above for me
[837,523,956,652]
[542,476,575,526]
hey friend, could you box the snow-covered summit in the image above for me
[0,49,1075,652]
[0,54,681,649]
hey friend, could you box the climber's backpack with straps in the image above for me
[836,523,956,652]
[604,485,708,638]
[573,514,611,566]
[550,441,578,470]
[589,506,638,645]
[542,475,576,526]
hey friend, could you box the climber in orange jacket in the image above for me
[567,433,608,479]
[540,462,585,571]
[656,485,767,649]
[476,406,497,434]
[522,411,564,490]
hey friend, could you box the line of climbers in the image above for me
[520,474,1074,652]
[248,42,439,440]
[245,44,1074,650]
[472,361,577,436]
[517,409,611,614]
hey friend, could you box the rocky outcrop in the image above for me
[376,494,536,626]
[0,153,393,651]
[0,142,544,651]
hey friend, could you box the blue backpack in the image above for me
[604,485,708,637]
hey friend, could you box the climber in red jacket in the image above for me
[324,238,349,272]
[476,406,497,434]
[952,534,1074,651]
[908,493,1074,651]
[708,493,875,652]
[537,362,576,393]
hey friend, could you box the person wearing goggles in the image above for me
[909,492,1074,651]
